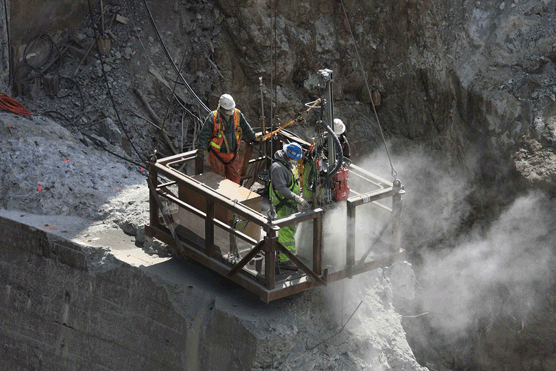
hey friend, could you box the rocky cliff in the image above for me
[2,0,556,370]
[0,211,422,371]
[0,113,425,370]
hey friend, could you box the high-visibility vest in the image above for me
[270,161,300,213]
[209,108,242,153]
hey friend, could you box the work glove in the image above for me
[294,195,310,210]
[253,134,263,142]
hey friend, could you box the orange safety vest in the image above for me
[209,108,243,153]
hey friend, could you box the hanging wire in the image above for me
[127,0,204,157]
[4,0,12,86]
[128,12,203,125]
[266,0,279,221]
[157,52,188,150]
[140,0,211,114]
[87,0,147,165]
[339,0,398,180]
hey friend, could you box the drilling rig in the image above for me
[145,69,405,303]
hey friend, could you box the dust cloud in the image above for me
[420,192,556,334]
[300,143,555,345]
[357,145,556,335]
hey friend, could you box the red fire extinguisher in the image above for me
[333,166,350,201]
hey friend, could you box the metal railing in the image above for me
[145,147,404,302]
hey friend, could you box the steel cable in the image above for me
[339,0,398,180]
[140,0,211,114]
[87,0,147,165]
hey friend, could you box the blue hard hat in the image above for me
[283,142,303,160]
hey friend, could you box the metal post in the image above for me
[392,193,403,253]
[195,150,203,175]
[319,69,335,167]
[346,201,356,278]
[205,199,215,256]
[148,162,159,228]
[259,76,267,163]
[313,212,322,275]
[264,228,277,290]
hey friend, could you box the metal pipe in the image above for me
[259,76,267,165]
[349,171,385,188]
[319,69,335,168]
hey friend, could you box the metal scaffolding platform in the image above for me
[145,134,405,303]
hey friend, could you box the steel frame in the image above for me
[145,142,405,303]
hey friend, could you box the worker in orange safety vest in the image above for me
[197,94,260,183]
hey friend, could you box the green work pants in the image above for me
[276,204,297,262]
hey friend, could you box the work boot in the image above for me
[279,260,298,271]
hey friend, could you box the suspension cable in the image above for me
[339,0,398,180]
[128,11,203,126]
[140,0,211,114]
[266,0,279,221]
[87,0,147,165]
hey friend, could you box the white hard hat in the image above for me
[218,94,236,111]
[333,118,345,135]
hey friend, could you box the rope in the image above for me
[0,93,32,116]
[339,0,398,180]
[262,99,320,141]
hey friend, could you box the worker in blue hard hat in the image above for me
[269,142,310,270]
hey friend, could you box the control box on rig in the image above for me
[333,166,350,201]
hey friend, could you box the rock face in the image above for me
[0,212,426,371]
[0,216,258,370]
[0,0,8,93]
[8,0,556,193]
[4,0,556,370]
[0,112,425,370]
[211,0,556,190]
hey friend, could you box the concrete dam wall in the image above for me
[0,213,423,370]
[0,216,258,370]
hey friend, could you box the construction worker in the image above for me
[301,118,350,200]
[333,118,351,159]
[270,142,310,270]
[197,94,259,183]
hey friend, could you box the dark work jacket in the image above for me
[197,109,256,153]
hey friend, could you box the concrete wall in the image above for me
[0,216,256,370]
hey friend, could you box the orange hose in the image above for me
[0,93,32,117]
[262,99,320,141]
